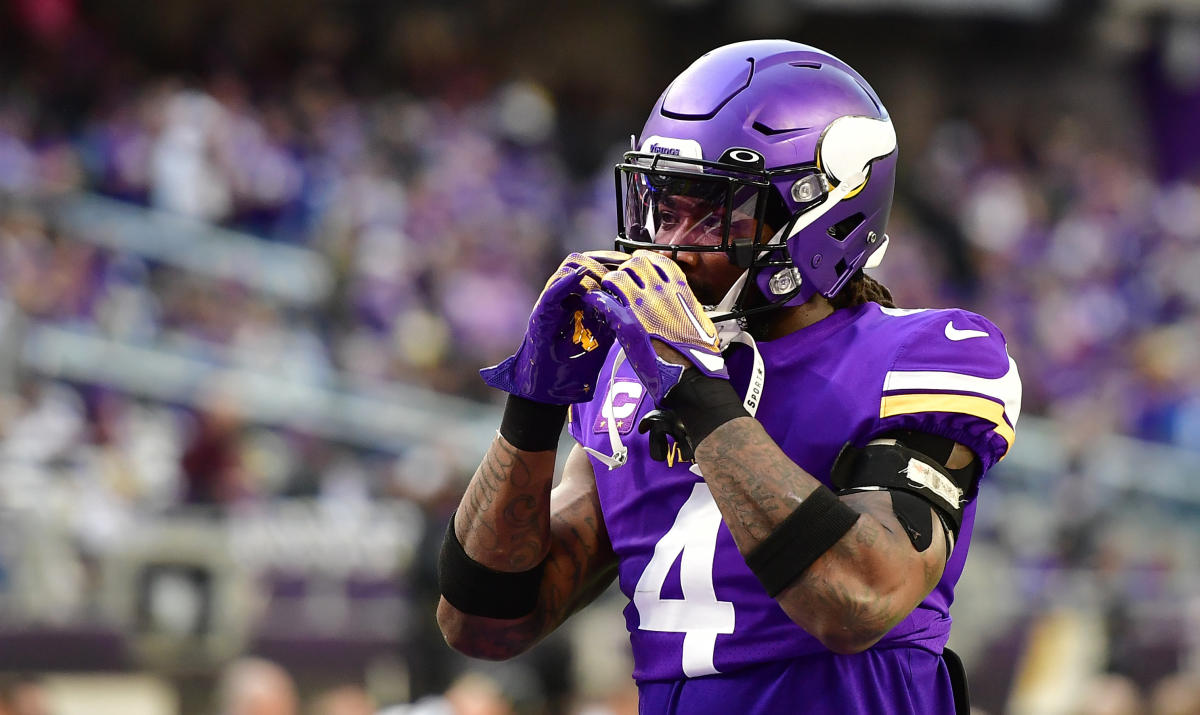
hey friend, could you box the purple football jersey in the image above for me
[567,302,1020,713]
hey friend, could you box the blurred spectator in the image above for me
[150,89,232,222]
[0,675,49,715]
[1074,673,1147,715]
[309,685,375,715]
[1150,673,1200,715]
[377,672,515,715]
[181,384,248,509]
[215,657,298,715]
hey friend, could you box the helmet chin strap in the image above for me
[707,270,749,333]
[704,219,801,328]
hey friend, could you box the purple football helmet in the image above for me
[614,40,897,320]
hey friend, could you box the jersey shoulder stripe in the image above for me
[880,392,1015,455]
[870,304,1022,463]
[882,354,1022,455]
[883,355,1021,411]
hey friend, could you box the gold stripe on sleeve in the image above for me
[880,393,1015,454]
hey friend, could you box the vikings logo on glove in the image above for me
[480,251,629,404]
[483,249,728,411]
[572,310,600,353]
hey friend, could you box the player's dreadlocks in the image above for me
[830,271,896,310]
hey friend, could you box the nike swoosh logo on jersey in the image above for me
[944,321,989,341]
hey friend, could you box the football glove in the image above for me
[582,250,728,406]
[480,251,629,404]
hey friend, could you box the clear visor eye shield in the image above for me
[613,116,898,306]
[614,151,796,269]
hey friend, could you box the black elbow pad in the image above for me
[830,438,974,553]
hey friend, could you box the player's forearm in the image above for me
[455,434,556,571]
[695,417,823,543]
[440,476,618,659]
[437,597,546,660]
[438,555,617,660]
[438,435,558,660]
[696,417,935,652]
[777,496,942,654]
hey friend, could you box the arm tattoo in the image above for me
[444,472,617,659]
[456,436,554,571]
[442,442,617,659]
[781,497,911,641]
[696,417,814,544]
[695,417,947,647]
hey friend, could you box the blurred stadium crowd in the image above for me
[2,0,1200,713]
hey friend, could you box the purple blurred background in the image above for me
[0,1,1199,714]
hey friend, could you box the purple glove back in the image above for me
[582,251,728,406]
[479,251,627,404]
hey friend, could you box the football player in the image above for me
[437,40,1020,714]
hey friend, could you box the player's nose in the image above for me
[651,244,700,270]
[651,232,698,265]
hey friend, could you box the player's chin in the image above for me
[677,261,738,306]
[688,280,728,308]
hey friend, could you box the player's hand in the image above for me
[480,251,629,404]
[582,250,727,406]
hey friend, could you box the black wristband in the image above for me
[438,511,546,619]
[499,395,568,452]
[744,486,862,597]
[663,369,749,446]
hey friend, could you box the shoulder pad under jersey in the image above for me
[872,306,1021,475]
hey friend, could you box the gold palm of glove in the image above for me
[542,250,631,294]
[598,250,722,358]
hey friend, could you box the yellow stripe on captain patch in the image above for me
[880,393,1015,453]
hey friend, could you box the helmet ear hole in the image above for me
[827,213,865,241]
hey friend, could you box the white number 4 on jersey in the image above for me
[633,482,735,677]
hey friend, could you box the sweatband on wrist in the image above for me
[663,369,749,447]
[744,486,862,597]
[437,511,546,619]
[499,395,568,452]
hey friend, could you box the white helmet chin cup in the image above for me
[863,234,889,269]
